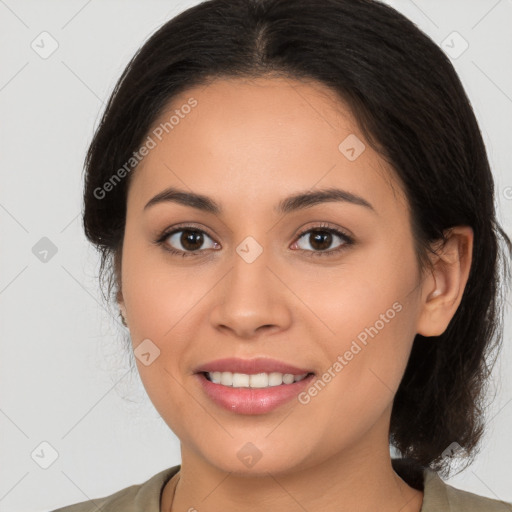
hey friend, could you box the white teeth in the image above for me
[207,371,309,388]
[233,372,250,387]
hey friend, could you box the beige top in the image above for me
[51,461,512,511]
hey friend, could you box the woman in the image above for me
[53,0,512,510]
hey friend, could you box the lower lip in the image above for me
[195,372,315,415]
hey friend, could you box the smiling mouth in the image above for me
[195,371,317,414]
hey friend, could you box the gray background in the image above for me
[0,1,511,510]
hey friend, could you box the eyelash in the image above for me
[154,222,354,258]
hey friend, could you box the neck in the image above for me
[162,443,423,512]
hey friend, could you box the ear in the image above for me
[416,226,474,337]
[116,288,127,318]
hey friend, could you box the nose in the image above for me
[209,247,292,339]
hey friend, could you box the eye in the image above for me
[154,222,354,258]
[155,225,220,257]
[291,223,354,257]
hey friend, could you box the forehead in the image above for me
[128,76,407,217]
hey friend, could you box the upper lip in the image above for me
[194,357,315,375]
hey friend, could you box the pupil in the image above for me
[182,230,203,251]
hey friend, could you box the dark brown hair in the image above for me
[82,0,512,478]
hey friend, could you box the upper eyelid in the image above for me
[296,223,352,239]
[160,223,217,241]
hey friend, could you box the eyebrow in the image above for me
[143,186,376,215]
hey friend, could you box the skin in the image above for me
[116,76,473,512]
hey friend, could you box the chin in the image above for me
[201,444,317,477]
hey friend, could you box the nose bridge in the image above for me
[210,235,292,336]
[228,236,273,305]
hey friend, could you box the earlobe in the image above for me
[116,289,128,326]
[416,226,474,337]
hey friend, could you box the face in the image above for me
[118,76,427,475]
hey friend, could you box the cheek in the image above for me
[319,241,421,402]
[299,285,419,450]
[121,239,198,428]
[301,239,417,338]
[120,233,218,404]
[121,229,207,335]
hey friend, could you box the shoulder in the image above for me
[423,469,512,512]
[51,465,181,512]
